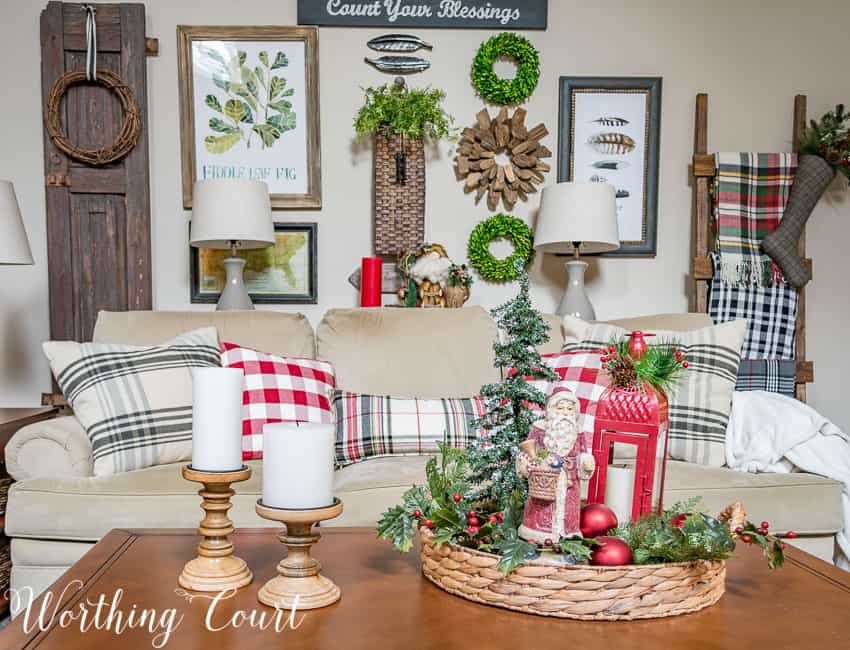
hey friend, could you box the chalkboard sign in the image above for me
[298,1,548,30]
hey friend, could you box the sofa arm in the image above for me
[5,416,93,481]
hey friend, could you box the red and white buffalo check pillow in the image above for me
[527,351,610,436]
[220,342,336,460]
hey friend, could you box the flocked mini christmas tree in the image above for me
[466,261,558,506]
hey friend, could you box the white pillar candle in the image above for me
[262,422,334,509]
[604,465,636,526]
[191,367,244,472]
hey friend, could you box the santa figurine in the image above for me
[516,387,596,542]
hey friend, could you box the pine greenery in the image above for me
[466,262,558,506]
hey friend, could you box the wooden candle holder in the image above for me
[178,465,253,592]
[255,498,344,610]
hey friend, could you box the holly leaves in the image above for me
[201,47,296,154]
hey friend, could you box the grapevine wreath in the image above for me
[45,69,140,166]
[471,33,540,106]
[467,214,534,282]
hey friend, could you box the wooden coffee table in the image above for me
[1,527,847,649]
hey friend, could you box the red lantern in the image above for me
[587,382,669,523]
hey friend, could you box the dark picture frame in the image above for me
[557,76,662,257]
[190,222,318,304]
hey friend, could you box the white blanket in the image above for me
[725,390,850,569]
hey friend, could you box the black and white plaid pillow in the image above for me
[43,328,220,476]
[562,317,746,467]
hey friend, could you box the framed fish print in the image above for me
[191,222,318,304]
[557,77,662,256]
[177,26,321,209]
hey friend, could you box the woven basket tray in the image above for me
[420,529,726,620]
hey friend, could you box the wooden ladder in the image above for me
[691,94,813,401]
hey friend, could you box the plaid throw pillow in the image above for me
[333,391,485,467]
[562,316,746,467]
[43,328,220,477]
[526,352,610,437]
[220,342,335,460]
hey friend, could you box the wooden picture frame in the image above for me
[177,26,321,210]
[190,222,318,304]
[557,76,662,257]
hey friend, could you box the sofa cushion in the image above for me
[317,307,499,398]
[94,310,315,359]
[43,328,221,477]
[6,456,841,542]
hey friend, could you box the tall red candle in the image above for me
[360,257,383,307]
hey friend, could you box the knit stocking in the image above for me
[762,155,834,288]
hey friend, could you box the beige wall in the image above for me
[1,0,848,431]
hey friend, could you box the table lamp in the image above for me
[535,182,620,319]
[0,181,34,267]
[190,179,275,311]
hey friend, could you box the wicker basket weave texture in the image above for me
[374,133,425,258]
[420,530,726,621]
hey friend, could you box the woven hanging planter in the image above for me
[45,69,141,166]
[420,529,726,621]
[374,132,426,258]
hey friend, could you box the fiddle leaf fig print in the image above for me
[201,48,297,154]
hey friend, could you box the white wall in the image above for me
[1,0,849,432]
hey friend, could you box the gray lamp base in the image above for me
[217,257,255,311]
[556,260,596,320]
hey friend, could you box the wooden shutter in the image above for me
[40,1,152,342]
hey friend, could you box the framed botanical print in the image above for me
[177,26,321,209]
[557,77,662,256]
[191,223,318,304]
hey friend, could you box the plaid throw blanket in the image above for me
[735,359,797,397]
[714,152,797,287]
[709,254,798,359]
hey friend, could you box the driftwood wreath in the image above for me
[455,107,551,211]
[45,69,141,166]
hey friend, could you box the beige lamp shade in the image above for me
[0,180,34,265]
[190,179,275,250]
[534,182,620,255]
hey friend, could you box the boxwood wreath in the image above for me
[471,33,540,106]
[467,215,534,282]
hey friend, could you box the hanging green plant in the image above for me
[467,214,534,282]
[471,33,540,106]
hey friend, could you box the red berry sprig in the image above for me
[732,519,791,569]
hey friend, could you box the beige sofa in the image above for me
[5,308,843,610]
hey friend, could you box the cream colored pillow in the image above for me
[43,328,220,476]
[562,316,747,467]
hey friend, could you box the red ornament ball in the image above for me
[580,503,619,538]
[741,534,752,543]
[424,519,433,529]
[760,521,770,530]
[488,515,498,524]
[682,361,689,368]
[453,493,462,503]
[413,509,422,519]
[785,531,797,539]
[590,536,633,566]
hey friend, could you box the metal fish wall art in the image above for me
[592,160,630,170]
[591,117,629,127]
[589,174,608,183]
[365,56,431,74]
[588,133,637,155]
[367,34,433,52]
[616,189,630,199]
